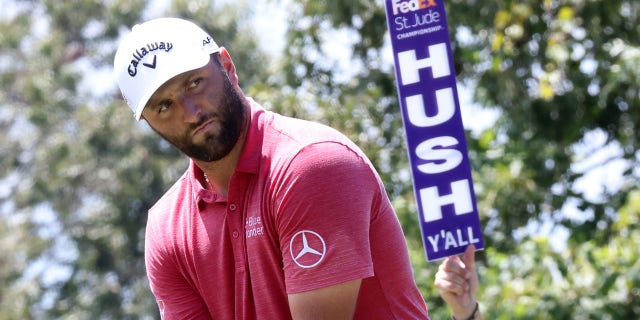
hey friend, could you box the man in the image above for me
[114,17,481,320]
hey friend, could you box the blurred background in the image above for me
[0,0,638,318]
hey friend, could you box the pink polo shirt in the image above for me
[145,99,429,319]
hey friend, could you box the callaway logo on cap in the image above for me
[114,18,221,120]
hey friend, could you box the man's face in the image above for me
[141,55,245,162]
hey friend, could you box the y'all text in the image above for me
[427,227,480,253]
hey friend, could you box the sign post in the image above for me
[384,0,484,260]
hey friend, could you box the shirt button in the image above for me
[232,230,239,239]
[229,203,237,211]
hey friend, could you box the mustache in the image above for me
[191,113,217,131]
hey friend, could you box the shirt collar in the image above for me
[234,97,264,174]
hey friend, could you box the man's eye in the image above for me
[157,101,171,112]
[189,78,202,89]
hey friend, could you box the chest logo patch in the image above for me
[289,230,326,268]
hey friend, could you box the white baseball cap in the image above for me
[114,18,221,120]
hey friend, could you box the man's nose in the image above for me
[180,95,202,122]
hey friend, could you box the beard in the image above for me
[156,72,246,162]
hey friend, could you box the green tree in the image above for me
[0,0,267,318]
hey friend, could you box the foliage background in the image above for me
[0,0,638,318]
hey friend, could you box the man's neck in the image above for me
[194,106,250,196]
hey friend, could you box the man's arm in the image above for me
[288,279,362,320]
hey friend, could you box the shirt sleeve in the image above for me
[145,215,212,320]
[273,141,381,294]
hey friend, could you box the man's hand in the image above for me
[434,245,481,319]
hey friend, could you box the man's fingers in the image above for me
[461,245,478,308]
[437,245,478,293]
[436,246,479,315]
[439,254,467,278]
[435,258,470,296]
[463,245,476,278]
[434,274,469,296]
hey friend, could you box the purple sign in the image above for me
[384,0,484,260]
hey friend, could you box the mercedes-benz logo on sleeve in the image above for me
[289,230,326,268]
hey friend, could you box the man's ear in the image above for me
[217,47,239,86]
